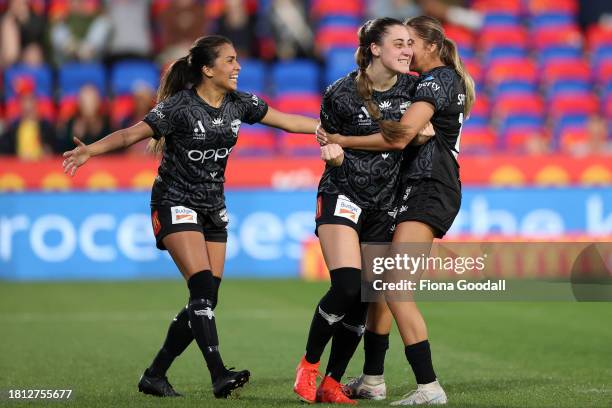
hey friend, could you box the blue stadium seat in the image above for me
[111,60,159,96]
[318,14,360,28]
[59,62,106,96]
[272,60,319,95]
[492,80,537,98]
[324,48,355,86]
[530,12,574,28]
[238,59,266,95]
[482,12,521,27]
[546,80,591,99]
[4,64,53,98]
[538,45,582,65]
[484,46,528,64]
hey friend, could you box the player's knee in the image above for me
[187,270,215,301]
[329,267,362,301]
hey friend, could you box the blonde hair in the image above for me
[405,15,475,117]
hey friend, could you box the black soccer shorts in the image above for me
[151,205,229,249]
[315,193,396,243]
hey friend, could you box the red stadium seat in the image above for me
[558,126,590,153]
[472,0,522,14]
[311,0,363,18]
[479,27,528,51]
[110,95,135,128]
[503,127,548,151]
[471,95,490,117]
[274,94,321,117]
[527,0,577,15]
[278,132,320,156]
[443,25,475,50]
[550,94,599,117]
[541,59,591,84]
[5,98,55,122]
[234,127,277,157]
[460,125,496,153]
[494,94,544,119]
[486,58,538,86]
[594,60,612,85]
[315,27,359,54]
[463,57,483,84]
[532,25,582,50]
[605,96,612,119]
[586,24,612,51]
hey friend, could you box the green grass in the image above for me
[0,280,611,407]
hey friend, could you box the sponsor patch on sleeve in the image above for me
[333,195,362,224]
[171,206,198,224]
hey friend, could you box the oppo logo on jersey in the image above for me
[188,148,233,162]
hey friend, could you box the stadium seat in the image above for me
[277,131,320,156]
[274,94,321,117]
[527,0,577,15]
[58,62,106,121]
[315,26,359,55]
[234,124,277,157]
[485,58,537,87]
[592,46,612,74]
[532,25,582,50]
[484,46,528,65]
[473,0,522,14]
[586,24,612,51]
[310,0,363,18]
[272,60,319,95]
[545,80,591,99]
[470,95,490,118]
[324,48,356,86]
[110,61,159,96]
[4,64,53,98]
[460,123,496,153]
[552,114,589,148]
[550,94,598,117]
[492,80,537,98]
[479,27,528,51]
[499,114,545,140]
[482,12,521,28]
[494,94,545,119]
[443,25,475,51]
[530,12,574,28]
[541,59,590,85]
[317,15,360,29]
[558,124,591,153]
[605,96,612,119]
[237,59,266,95]
[537,45,582,65]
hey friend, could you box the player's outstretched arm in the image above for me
[62,121,154,176]
[260,107,319,134]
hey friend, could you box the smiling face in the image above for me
[371,24,413,74]
[203,43,241,92]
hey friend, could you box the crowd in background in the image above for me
[0,0,610,160]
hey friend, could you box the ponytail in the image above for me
[354,18,409,143]
[440,38,475,117]
[147,57,196,154]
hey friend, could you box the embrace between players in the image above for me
[62,15,474,405]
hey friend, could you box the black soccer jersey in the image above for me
[143,88,268,211]
[401,66,466,191]
[318,71,417,210]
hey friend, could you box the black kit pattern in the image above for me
[143,88,268,211]
[318,70,418,210]
[400,66,466,192]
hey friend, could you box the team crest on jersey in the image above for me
[193,120,206,139]
[400,101,411,114]
[211,117,224,127]
[334,195,362,223]
[357,107,372,126]
[171,206,197,224]
[379,100,392,111]
[231,119,241,137]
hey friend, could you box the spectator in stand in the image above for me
[0,80,55,160]
[266,0,313,60]
[104,0,153,64]
[215,0,257,58]
[157,0,207,65]
[0,0,47,68]
[121,84,156,154]
[50,0,110,64]
[367,0,482,31]
[57,84,110,152]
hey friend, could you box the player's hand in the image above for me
[321,143,344,167]
[62,137,91,177]
[412,122,435,145]
[316,123,328,146]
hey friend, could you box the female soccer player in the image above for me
[294,17,432,404]
[62,35,319,399]
[317,16,475,405]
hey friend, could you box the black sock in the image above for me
[305,267,362,364]
[363,330,389,376]
[148,306,193,377]
[325,300,368,381]
[405,340,436,384]
[187,270,226,381]
[212,276,222,309]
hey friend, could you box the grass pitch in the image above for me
[1,279,610,407]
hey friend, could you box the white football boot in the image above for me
[390,380,447,405]
[343,374,387,400]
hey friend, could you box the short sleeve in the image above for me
[412,73,450,112]
[238,92,269,124]
[320,86,342,134]
[143,92,184,140]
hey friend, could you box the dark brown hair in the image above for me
[148,35,233,153]
[354,17,408,142]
